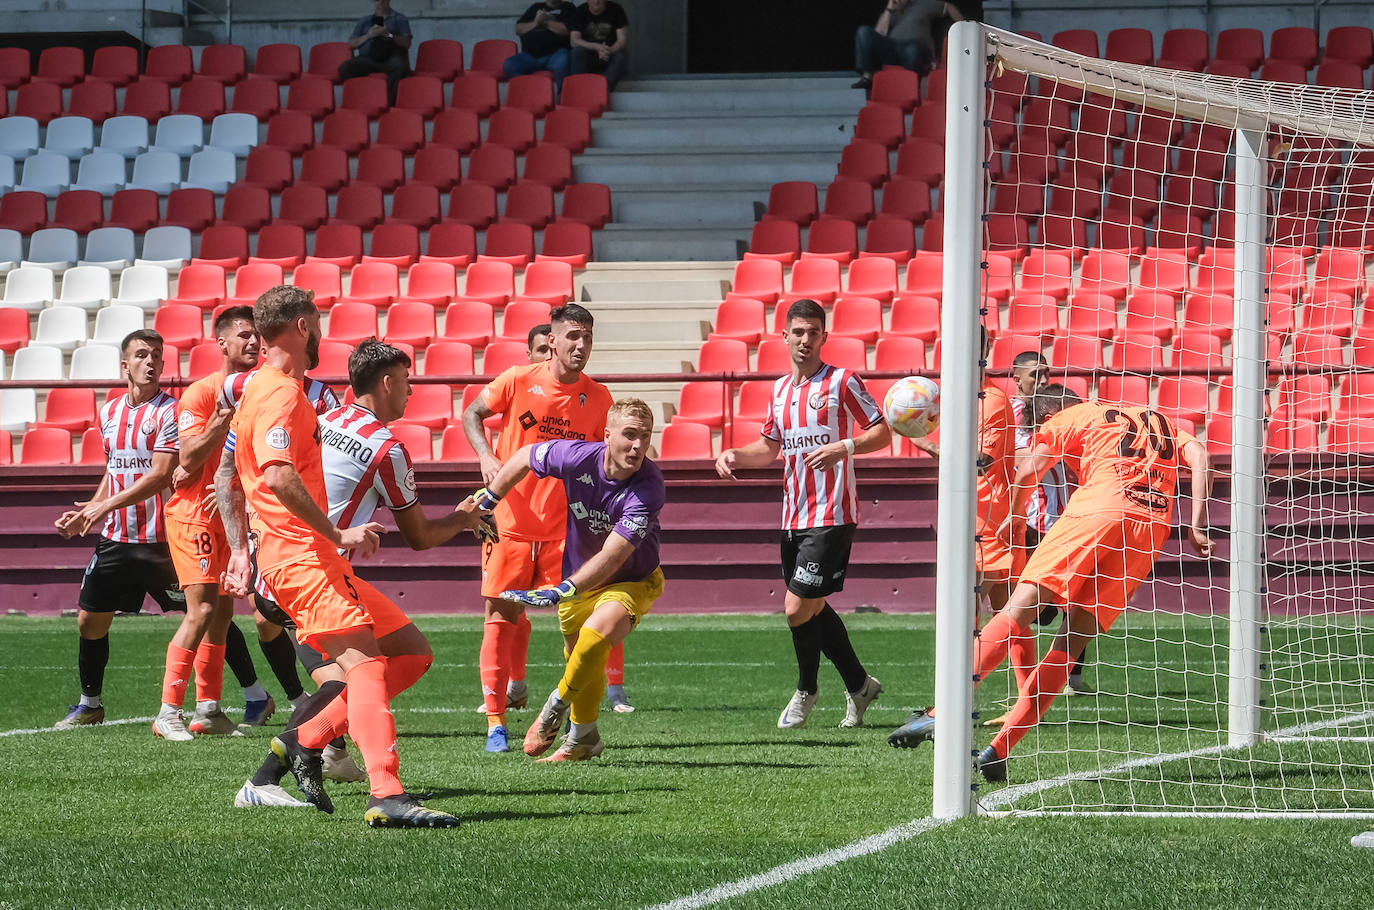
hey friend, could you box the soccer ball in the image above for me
[883,376,941,438]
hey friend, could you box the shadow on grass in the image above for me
[460,807,639,824]
[612,758,822,770]
[626,739,860,750]
[419,784,683,799]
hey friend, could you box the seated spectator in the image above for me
[504,0,578,88]
[569,0,629,91]
[852,0,965,90]
[339,0,413,104]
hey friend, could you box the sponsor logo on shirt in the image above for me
[570,499,616,535]
[519,410,538,430]
[577,473,594,485]
[529,385,546,396]
[779,428,833,453]
[265,427,291,450]
[178,411,195,430]
[623,514,649,538]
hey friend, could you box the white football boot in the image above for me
[777,689,818,729]
[840,676,883,728]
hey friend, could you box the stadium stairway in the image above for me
[581,73,863,261]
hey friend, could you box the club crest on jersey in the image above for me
[140,418,157,435]
[808,392,828,410]
[199,557,209,573]
[403,468,417,493]
[266,427,290,450]
[178,411,195,430]
[579,393,587,407]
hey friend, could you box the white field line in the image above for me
[0,715,155,738]
[644,707,1374,910]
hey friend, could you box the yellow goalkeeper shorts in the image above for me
[558,568,665,638]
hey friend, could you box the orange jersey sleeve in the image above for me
[166,370,226,521]
[485,363,613,541]
[976,381,1016,508]
[234,365,333,573]
[1034,401,1190,520]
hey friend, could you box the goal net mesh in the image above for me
[965,26,1374,817]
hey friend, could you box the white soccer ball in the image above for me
[883,376,941,438]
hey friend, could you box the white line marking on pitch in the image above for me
[644,708,1374,910]
[0,715,155,738]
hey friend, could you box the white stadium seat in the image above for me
[22,228,79,273]
[91,304,146,347]
[181,147,236,193]
[152,114,205,158]
[207,112,259,157]
[126,149,183,194]
[135,227,191,272]
[34,305,89,351]
[0,229,21,274]
[97,115,150,159]
[0,388,37,433]
[114,263,171,309]
[0,116,40,160]
[10,343,64,380]
[1,266,55,311]
[18,150,70,198]
[80,227,137,272]
[55,265,113,311]
[0,153,14,193]
[70,149,127,196]
[43,116,95,160]
[69,343,122,379]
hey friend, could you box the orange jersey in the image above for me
[231,363,333,574]
[481,361,614,541]
[1032,401,1198,522]
[975,381,1017,576]
[166,370,226,524]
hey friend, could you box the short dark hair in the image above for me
[213,305,255,337]
[1012,350,1047,370]
[1029,383,1083,427]
[550,303,593,329]
[253,285,318,341]
[527,323,552,347]
[121,328,163,355]
[348,337,412,395]
[785,298,825,327]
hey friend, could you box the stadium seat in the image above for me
[68,342,121,379]
[422,340,474,376]
[1315,62,1365,90]
[151,114,204,158]
[208,112,259,157]
[1334,374,1374,422]
[854,102,905,149]
[19,426,73,465]
[854,215,913,265]
[14,80,63,125]
[121,77,172,122]
[671,382,728,429]
[696,337,750,374]
[559,72,608,117]
[48,190,102,235]
[317,109,369,155]
[1327,417,1374,454]
[240,145,293,193]
[658,420,713,459]
[437,425,478,461]
[470,39,518,79]
[820,335,867,370]
[830,296,883,344]
[1005,293,1060,340]
[845,257,898,304]
[334,183,385,230]
[0,190,46,235]
[534,106,588,156]
[481,223,535,267]
[837,139,889,187]
[67,80,117,126]
[292,260,342,308]
[466,144,517,190]
[360,110,421,156]
[114,263,170,309]
[252,42,302,83]
[0,48,28,92]
[1121,290,1178,342]
[744,221,801,265]
[1158,28,1209,71]
[340,261,398,307]
[365,221,421,267]
[34,304,88,351]
[268,185,326,232]
[441,183,497,231]
[167,263,227,309]
[91,303,146,347]
[44,116,94,161]
[324,301,379,345]
[874,335,929,373]
[175,77,226,120]
[355,145,406,192]
[0,116,39,161]
[294,146,348,193]
[226,261,285,307]
[413,38,464,82]
[36,386,97,434]
[506,73,555,116]
[498,299,552,344]
[400,261,457,306]
[55,265,112,311]
[0,305,29,353]
[340,76,388,119]
[23,227,77,272]
[1104,27,1153,65]
[801,217,858,265]
[422,222,478,268]
[459,260,515,306]
[126,148,182,195]
[711,297,767,345]
[500,181,556,229]
[559,182,612,230]
[441,300,496,347]
[153,303,207,350]
[1301,290,1357,338]
[822,178,875,225]
[520,259,574,306]
[400,384,454,432]
[88,45,137,87]
[0,228,17,273]
[1108,334,1163,372]
[184,340,220,380]
[216,184,271,232]
[1049,334,1105,374]
[143,44,192,85]
[282,74,334,120]
[1275,374,1333,423]
[428,108,481,153]
[884,294,937,344]
[450,73,500,118]
[522,143,572,190]
[68,150,126,198]
[782,257,841,307]
[382,301,437,348]
[19,150,69,197]
[894,138,943,185]
[98,115,149,159]
[306,42,351,81]
[193,224,248,269]
[1324,26,1374,67]
[1270,26,1319,70]
[763,181,818,226]
[1017,250,1073,301]
[395,74,444,118]
[481,341,529,376]
[534,220,594,269]
[1052,28,1099,57]
[1213,27,1264,70]
[877,177,930,224]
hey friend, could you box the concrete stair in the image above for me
[586,72,865,262]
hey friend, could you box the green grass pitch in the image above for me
[2,612,1373,909]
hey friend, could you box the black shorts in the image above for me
[78,538,187,614]
[254,594,332,675]
[781,524,856,599]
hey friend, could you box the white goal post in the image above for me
[934,20,1374,819]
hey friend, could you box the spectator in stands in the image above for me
[569,0,629,91]
[504,0,578,89]
[852,0,967,91]
[339,0,413,104]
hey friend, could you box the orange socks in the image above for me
[990,648,1073,759]
[605,640,625,686]
[974,612,1032,690]
[345,656,402,798]
[161,644,195,708]
[193,641,226,703]
[479,615,517,719]
[511,612,532,683]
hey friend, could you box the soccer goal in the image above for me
[932,21,1374,820]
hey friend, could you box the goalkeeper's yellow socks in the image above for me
[558,626,612,724]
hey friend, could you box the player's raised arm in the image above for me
[392,499,497,550]
[1180,436,1214,558]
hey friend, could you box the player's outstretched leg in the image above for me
[812,604,881,728]
[888,708,935,748]
[523,688,572,757]
[538,623,614,762]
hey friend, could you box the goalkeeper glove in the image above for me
[499,579,577,608]
[470,514,499,543]
[470,487,502,510]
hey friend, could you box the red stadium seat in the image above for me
[1315,62,1365,89]
[1326,26,1374,67]
[325,301,379,345]
[854,102,905,149]
[1122,290,1178,341]
[217,184,271,232]
[1328,418,1374,454]
[89,46,137,87]
[460,260,515,306]
[49,191,103,234]
[672,382,728,428]
[1064,292,1118,340]
[340,76,388,119]
[366,222,421,268]
[1050,335,1105,372]
[559,73,608,116]
[373,109,425,154]
[1053,29,1099,57]
[538,222,594,268]
[334,184,385,230]
[161,188,214,234]
[0,47,29,90]
[1017,250,1073,301]
[0,306,32,354]
[501,181,556,228]
[894,138,943,184]
[351,146,403,193]
[38,387,97,433]
[226,261,284,307]
[871,67,920,112]
[286,74,335,119]
[229,76,282,119]
[1006,293,1060,340]
[120,77,171,121]
[254,43,302,83]
[506,73,555,116]
[470,39,518,79]
[888,294,939,343]
[241,145,293,193]
[1259,60,1308,84]
[402,384,455,431]
[442,300,496,347]
[989,334,1040,370]
[1335,374,1374,421]
[409,146,461,192]
[1275,374,1333,423]
[450,73,500,117]
[291,262,342,310]
[1159,28,1209,71]
[859,215,916,265]
[64,79,117,127]
[712,297,767,345]
[521,259,574,305]
[1301,290,1357,338]
[697,338,750,373]
[445,183,498,230]
[1310,247,1367,299]
[383,302,438,348]
[873,334,928,371]
[746,220,801,264]
[1215,28,1264,71]
[439,426,479,461]
[541,106,591,153]
[1180,293,1234,341]
[877,178,931,224]
[755,338,791,373]
[20,426,73,465]
[497,299,552,344]
[145,45,193,85]
[388,421,435,461]
[822,177,875,225]
[522,143,573,189]
[803,217,859,265]
[401,261,457,306]
[306,42,352,81]
[310,222,364,270]
[194,225,249,269]
[1290,331,1346,368]
[386,184,441,231]
[783,257,842,306]
[764,182,819,226]
[480,223,535,268]
[830,296,883,344]
[199,44,246,85]
[264,110,315,155]
[1105,27,1153,64]
[174,77,226,119]
[296,146,349,193]
[466,144,518,190]
[1172,329,1223,371]
[395,75,444,118]
[414,39,464,82]
[837,139,890,187]
[559,182,612,230]
[167,264,227,309]
[14,80,62,124]
[423,340,475,376]
[320,109,370,154]
[908,103,946,145]
[342,261,399,307]
[272,185,327,232]
[657,421,713,459]
[1109,334,1163,372]
[845,256,898,304]
[729,259,784,306]
[1271,26,1319,69]
[422,223,478,268]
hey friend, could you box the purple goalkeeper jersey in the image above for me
[528,439,664,585]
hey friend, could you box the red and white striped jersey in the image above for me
[761,364,883,530]
[97,391,180,543]
[219,369,340,415]
[319,403,418,530]
[1011,396,1069,534]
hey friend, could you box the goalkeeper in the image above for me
[460,398,665,762]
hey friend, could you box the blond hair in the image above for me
[608,397,654,427]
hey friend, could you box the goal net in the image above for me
[933,23,1374,819]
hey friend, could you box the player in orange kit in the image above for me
[889,385,1214,780]
[461,304,614,753]
[159,305,263,738]
[217,286,456,828]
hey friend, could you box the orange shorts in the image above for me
[976,493,1013,582]
[262,552,411,650]
[480,536,564,599]
[1018,510,1170,632]
[166,515,228,587]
